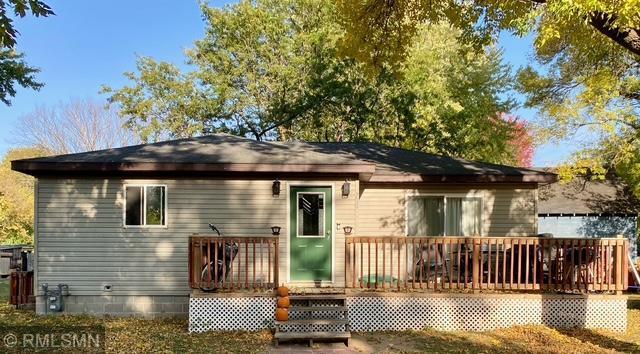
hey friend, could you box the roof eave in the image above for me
[367,173,558,184]
[11,161,376,177]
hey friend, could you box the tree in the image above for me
[0,0,53,105]
[336,1,640,69]
[510,5,639,195]
[105,0,341,143]
[13,98,140,154]
[338,1,640,195]
[0,0,54,48]
[288,23,519,164]
[106,0,523,165]
[0,147,48,245]
[518,31,639,193]
[0,49,42,105]
[502,114,534,168]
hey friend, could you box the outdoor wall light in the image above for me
[272,178,281,196]
[271,226,281,236]
[341,180,351,198]
[343,226,353,235]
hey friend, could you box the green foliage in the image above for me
[617,152,640,199]
[337,1,640,70]
[0,147,49,245]
[0,1,52,106]
[105,0,338,142]
[106,0,523,165]
[0,49,42,105]
[104,58,212,143]
[515,6,640,196]
[0,0,54,48]
[337,0,640,194]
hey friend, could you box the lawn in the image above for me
[0,279,8,300]
[0,283,638,353]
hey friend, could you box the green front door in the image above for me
[290,187,332,282]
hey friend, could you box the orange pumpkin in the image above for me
[275,307,289,321]
[276,286,289,297]
[277,296,290,308]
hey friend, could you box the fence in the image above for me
[9,271,34,305]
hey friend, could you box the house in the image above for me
[538,172,638,258]
[12,134,629,338]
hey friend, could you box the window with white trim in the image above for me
[124,185,166,226]
[407,196,482,236]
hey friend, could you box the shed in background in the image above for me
[537,171,638,257]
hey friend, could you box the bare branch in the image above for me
[11,98,140,154]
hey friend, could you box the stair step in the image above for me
[274,331,351,340]
[275,319,349,325]
[288,306,347,312]
[288,294,346,300]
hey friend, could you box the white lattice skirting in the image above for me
[189,294,627,333]
[189,297,276,332]
[347,294,627,332]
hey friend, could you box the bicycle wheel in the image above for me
[200,262,218,292]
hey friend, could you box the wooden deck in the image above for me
[189,235,279,291]
[346,236,629,293]
[188,235,630,294]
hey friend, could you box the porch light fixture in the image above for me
[272,178,281,196]
[343,226,353,235]
[341,180,351,198]
[271,226,281,236]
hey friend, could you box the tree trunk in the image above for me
[588,12,640,57]
[528,1,640,56]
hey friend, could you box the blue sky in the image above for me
[0,0,576,166]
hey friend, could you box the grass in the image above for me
[0,302,272,353]
[352,312,640,353]
[0,282,638,353]
[0,279,8,300]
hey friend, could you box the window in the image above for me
[297,193,325,237]
[407,196,481,236]
[124,185,166,227]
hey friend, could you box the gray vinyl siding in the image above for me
[356,184,538,237]
[35,179,535,297]
[35,178,357,296]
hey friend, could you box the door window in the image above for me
[297,193,325,237]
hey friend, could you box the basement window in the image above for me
[124,185,167,227]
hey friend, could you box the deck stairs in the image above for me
[274,292,351,347]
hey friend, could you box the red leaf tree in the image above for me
[502,113,534,168]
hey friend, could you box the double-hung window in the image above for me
[124,185,167,227]
[407,195,482,236]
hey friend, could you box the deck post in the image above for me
[614,235,623,294]
[346,238,351,288]
[472,238,481,291]
[274,237,280,288]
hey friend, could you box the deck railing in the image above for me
[345,236,629,293]
[189,234,279,291]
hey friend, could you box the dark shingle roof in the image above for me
[12,134,555,183]
[539,174,639,215]
[304,142,553,182]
